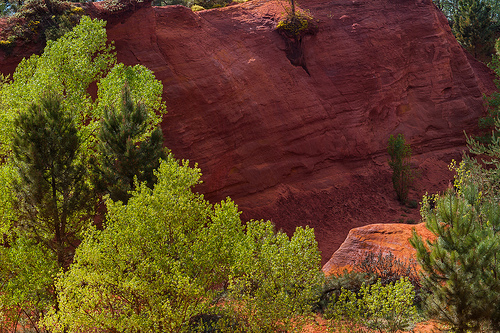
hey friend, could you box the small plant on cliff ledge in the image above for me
[388,133,414,204]
[277,10,316,37]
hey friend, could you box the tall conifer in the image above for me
[453,0,496,58]
[411,160,500,332]
[95,85,166,203]
[12,93,94,269]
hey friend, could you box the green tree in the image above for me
[387,133,413,204]
[0,16,165,158]
[0,16,166,330]
[44,156,324,333]
[477,39,500,143]
[229,220,323,332]
[95,85,166,203]
[12,94,94,269]
[411,159,500,332]
[453,0,496,58]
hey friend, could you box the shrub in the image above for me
[0,0,83,46]
[191,4,205,11]
[276,11,316,37]
[355,251,420,289]
[192,0,231,9]
[388,133,414,204]
[320,251,422,315]
[326,278,418,333]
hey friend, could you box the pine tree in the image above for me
[453,0,496,58]
[12,93,94,269]
[95,85,166,203]
[410,160,500,332]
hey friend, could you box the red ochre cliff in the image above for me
[0,0,497,264]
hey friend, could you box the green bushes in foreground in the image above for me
[326,278,418,333]
[43,156,324,333]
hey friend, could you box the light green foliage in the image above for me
[44,156,323,333]
[387,133,414,204]
[44,155,238,332]
[0,163,16,236]
[276,11,313,37]
[327,278,418,333]
[411,159,500,332]
[191,4,204,11]
[229,221,323,332]
[0,17,167,330]
[0,16,113,155]
[0,234,58,332]
[96,63,165,131]
[0,16,166,156]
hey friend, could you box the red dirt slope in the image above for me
[98,0,495,264]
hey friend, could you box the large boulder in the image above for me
[322,222,435,276]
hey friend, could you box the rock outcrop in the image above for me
[0,0,496,263]
[322,222,435,276]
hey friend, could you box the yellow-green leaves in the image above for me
[328,278,418,333]
[229,221,323,332]
[46,156,323,333]
[0,16,166,158]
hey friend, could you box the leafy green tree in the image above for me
[0,94,95,331]
[453,0,496,58]
[436,0,500,26]
[0,16,166,330]
[0,235,58,332]
[43,156,324,333]
[229,220,323,332]
[387,133,414,204]
[0,16,165,158]
[95,85,166,203]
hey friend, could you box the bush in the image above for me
[326,278,418,333]
[44,157,324,333]
[320,251,422,315]
[191,4,205,11]
[192,0,231,9]
[388,134,414,204]
[355,251,420,289]
[276,11,316,37]
[0,0,84,46]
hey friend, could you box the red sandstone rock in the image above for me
[0,0,496,264]
[322,222,435,276]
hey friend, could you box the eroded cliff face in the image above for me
[1,0,496,263]
[101,0,495,263]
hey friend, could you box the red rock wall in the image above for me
[100,0,495,263]
[1,0,496,263]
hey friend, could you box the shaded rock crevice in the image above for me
[280,34,310,75]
